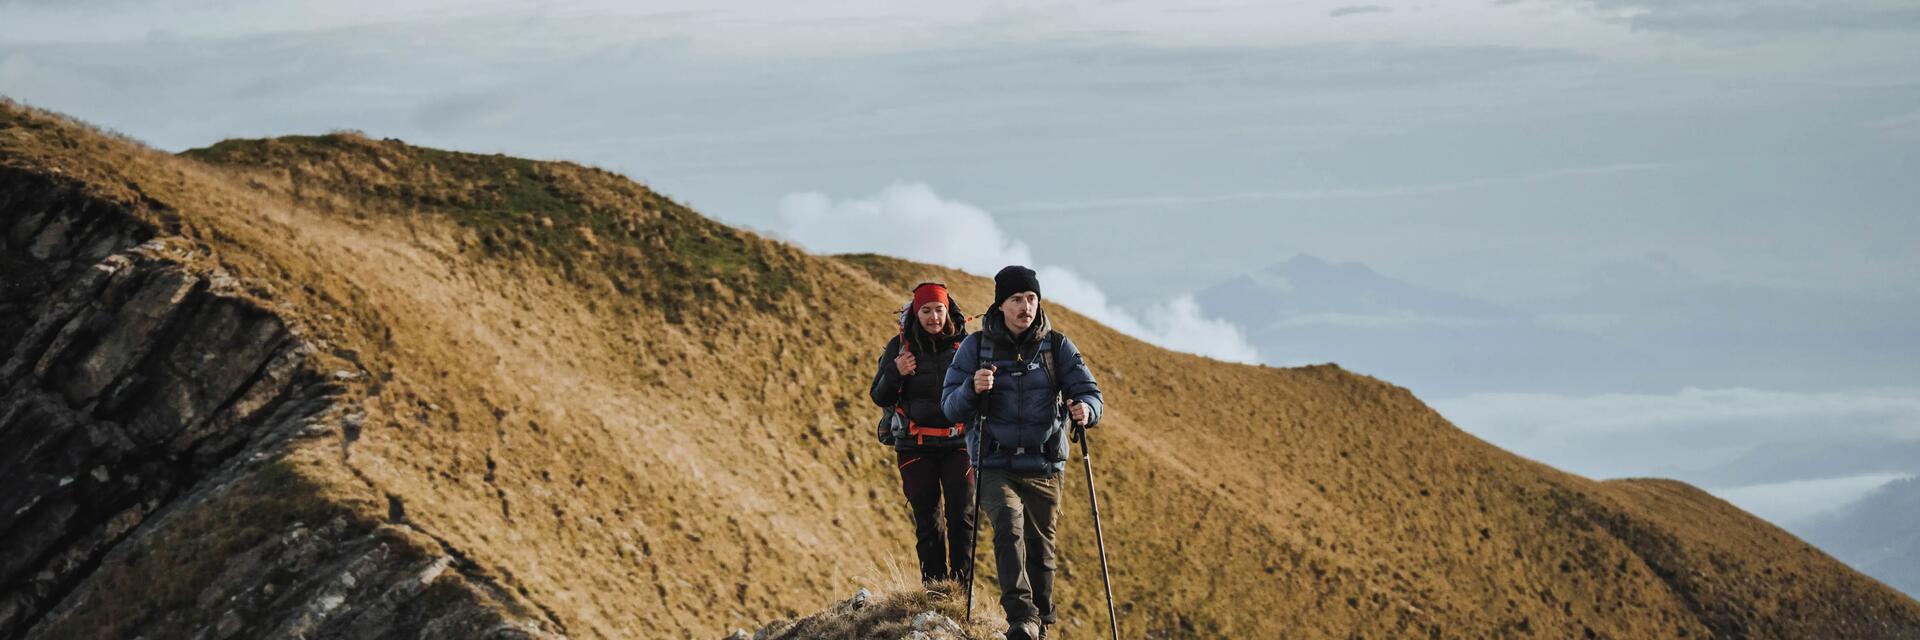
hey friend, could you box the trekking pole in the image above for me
[1074,423,1121,640]
[964,436,984,622]
[964,365,993,623]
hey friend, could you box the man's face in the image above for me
[1001,291,1039,334]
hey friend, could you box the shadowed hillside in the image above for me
[1800,477,1920,599]
[4,100,1918,639]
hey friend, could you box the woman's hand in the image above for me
[893,349,917,376]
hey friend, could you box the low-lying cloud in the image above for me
[778,182,1261,364]
[1433,387,1920,525]
[1710,472,1914,525]
[1438,388,1920,449]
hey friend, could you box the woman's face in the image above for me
[917,302,948,335]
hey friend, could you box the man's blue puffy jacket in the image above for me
[941,307,1103,475]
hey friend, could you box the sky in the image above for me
[3,0,1917,546]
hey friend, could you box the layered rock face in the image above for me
[1,169,544,639]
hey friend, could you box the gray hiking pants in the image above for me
[979,468,1061,627]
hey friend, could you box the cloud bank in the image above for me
[778,182,1261,364]
[1709,472,1914,525]
[1434,387,1920,524]
[1438,388,1920,448]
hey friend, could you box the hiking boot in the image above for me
[1006,619,1042,640]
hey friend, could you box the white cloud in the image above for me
[1710,473,1913,525]
[778,182,1261,364]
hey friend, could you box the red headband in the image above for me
[912,283,949,312]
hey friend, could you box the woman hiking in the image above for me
[869,282,977,591]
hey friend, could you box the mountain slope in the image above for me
[3,101,1918,639]
[1799,476,1920,598]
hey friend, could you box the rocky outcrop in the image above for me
[730,587,989,640]
[0,168,547,639]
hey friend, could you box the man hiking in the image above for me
[942,265,1103,640]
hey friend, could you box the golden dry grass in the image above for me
[5,100,1918,639]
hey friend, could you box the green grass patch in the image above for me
[183,134,809,305]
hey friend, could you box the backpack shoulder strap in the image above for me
[1037,330,1065,392]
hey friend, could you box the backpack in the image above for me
[876,407,906,446]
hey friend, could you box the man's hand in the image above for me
[1067,399,1091,426]
[893,349,917,376]
[973,365,996,394]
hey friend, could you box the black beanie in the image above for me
[994,265,1041,309]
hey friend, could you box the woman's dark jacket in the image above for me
[870,305,970,452]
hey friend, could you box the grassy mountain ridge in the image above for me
[4,101,1918,639]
